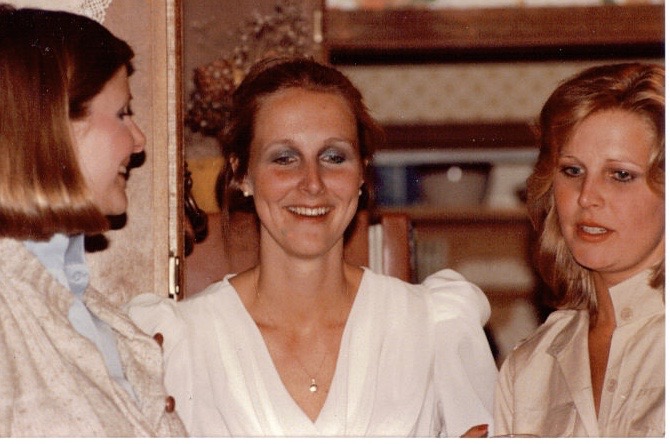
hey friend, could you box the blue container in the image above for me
[373,165,421,207]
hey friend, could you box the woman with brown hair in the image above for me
[0,5,185,437]
[130,57,497,437]
[495,62,664,437]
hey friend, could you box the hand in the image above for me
[460,424,488,438]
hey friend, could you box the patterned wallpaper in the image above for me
[186,57,662,160]
[339,60,662,124]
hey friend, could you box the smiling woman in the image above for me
[129,56,498,437]
[0,5,185,437]
[70,67,146,216]
[495,62,665,438]
[240,87,363,261]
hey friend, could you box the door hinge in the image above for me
[168,252,181,300]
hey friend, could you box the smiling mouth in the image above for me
[580,225,608,235]
[287,206,330,217]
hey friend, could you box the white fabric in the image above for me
[495,269,665,437]
[128,268,498,437]
[6,0,112,23]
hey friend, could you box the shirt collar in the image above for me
[23,233,89,297]
[547,268,663,356]
[609,268,664,326]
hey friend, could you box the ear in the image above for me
[228,155,253,196]
[239,176,253,197]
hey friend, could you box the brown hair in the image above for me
[0,5,135,240]
[217,56,384,217]
[527,62,665,314]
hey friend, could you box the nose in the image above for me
[129,118,146,153]
[300,161,325,195]
[577,175,603,208]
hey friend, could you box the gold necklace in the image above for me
[254,270,349,394]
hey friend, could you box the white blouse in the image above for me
[128,268,497,437]
[495,269,665,437]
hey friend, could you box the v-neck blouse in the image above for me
[128,268,497,437]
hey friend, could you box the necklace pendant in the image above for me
[309,378,318,393]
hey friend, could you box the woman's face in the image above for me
[242,87,364,260]
[553,109,664,287]
[70,67,145,216]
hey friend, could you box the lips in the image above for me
[580,225,608,235]
[575,222,611,242]
[287,206,330,216]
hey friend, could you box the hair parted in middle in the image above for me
[526,62,665,316]
[216,56,385,217]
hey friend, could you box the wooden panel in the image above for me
[85,0,179,305]
[325,5,664,64]
[413,218,534,288]
[379,206,529,223]
[380,212,414,283]
[382,122,537,149]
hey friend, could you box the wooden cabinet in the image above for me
[324,4,664,63]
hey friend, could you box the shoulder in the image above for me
[126,278,236,353]
[361,268,490,326]
[504,309,584,368]
[422,269,491,326]
[175,278,238,317]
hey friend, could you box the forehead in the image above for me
[563,109,657,160]
[90,67,130,107]
[252,87,357,138]
[257,87,352,114]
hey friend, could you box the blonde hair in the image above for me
[0,6,134,240]
[527,62,665,315]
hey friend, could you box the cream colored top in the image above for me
[495,269,664,437]
[128,268,498,437]
[0,238,186,437]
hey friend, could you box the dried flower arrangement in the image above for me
[185,0,319,138]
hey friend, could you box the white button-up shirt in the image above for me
[494,269,664,437]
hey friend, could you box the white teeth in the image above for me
[288,206,329,216]
[582,225,607,234]
[118,165,128,175]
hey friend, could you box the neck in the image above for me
[254,262,355,327]
[592,272,616,328]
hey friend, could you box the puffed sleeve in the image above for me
[422,269,491,326]
[423,270,498,437]
[125,293,195,431]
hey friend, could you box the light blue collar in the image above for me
[24,233,89,297]
[23,233,137,402]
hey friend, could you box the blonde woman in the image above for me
[495,62,664,437]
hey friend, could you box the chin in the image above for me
[99,200,129,217]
